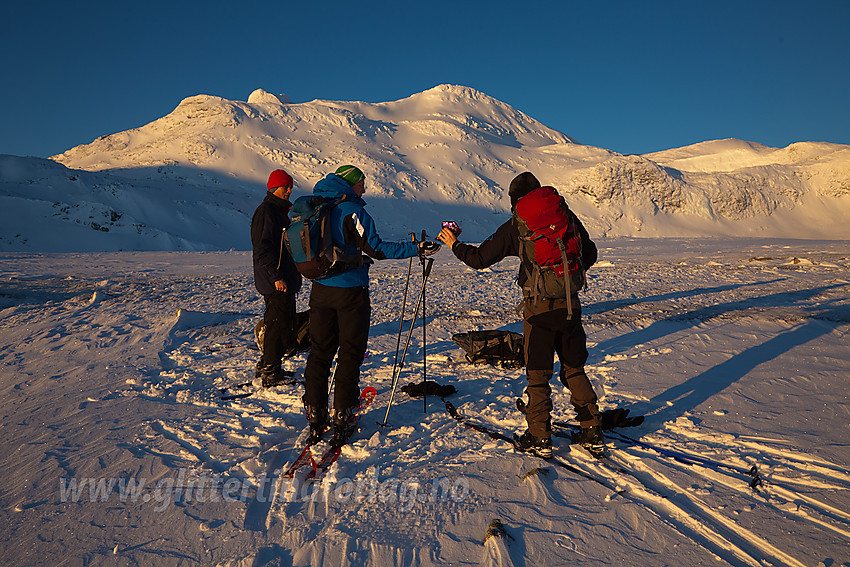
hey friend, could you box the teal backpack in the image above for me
[284,195,362,279]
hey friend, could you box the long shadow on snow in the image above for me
[590,282,845,362]
[585,278,785,317]
[617,285,848,428]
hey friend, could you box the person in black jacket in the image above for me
[251,169,303,387]
[437,172,602,459]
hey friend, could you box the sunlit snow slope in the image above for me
[1,85,848,251]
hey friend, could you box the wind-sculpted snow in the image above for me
[1,239,849,565]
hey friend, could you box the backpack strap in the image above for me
[518,234,542,300]
[325,196,368,273]
[297,195,347,261]
[556,237,574,319]
[282,224,296,269]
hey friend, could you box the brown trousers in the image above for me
[522,297,600,439]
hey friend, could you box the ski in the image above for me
[603,429,763,491]
[281,444,317,479]
[515,397,645,430]
[306,386,378,482]
[445,401,625,494]
[514,398,609,459]
[284,386,378,483]
[218,381,254,400]
[521,400,763,491]
[303,446,341,482]
[508,407,659,490]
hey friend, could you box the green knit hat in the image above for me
[334,165,365,186]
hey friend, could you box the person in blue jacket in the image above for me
[303,165,437,446]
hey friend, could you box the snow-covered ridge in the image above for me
[1,85,849,251]
[646,138,850,173]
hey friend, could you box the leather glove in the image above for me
[417,240,441,257]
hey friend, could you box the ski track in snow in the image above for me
[1,239,849,566]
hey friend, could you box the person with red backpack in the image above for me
[437,172,602,459]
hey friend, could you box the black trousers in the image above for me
[260,292,296,370]
[523,301,600,438]
[304,283,371,411]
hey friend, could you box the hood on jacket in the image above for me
[313,173,366,206]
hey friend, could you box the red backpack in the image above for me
[513,186,586,315]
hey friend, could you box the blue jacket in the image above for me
[312,173,418,287]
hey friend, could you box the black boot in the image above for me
[514,430,553,459]
[304,402,328,445]
[256,360,294,388]
[330,407,356,447]
[574,425,605,458]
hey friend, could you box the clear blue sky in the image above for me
[2,0,848,158]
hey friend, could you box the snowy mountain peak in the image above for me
[246,89,293,105]
[413,84,514,110]
[377,84,575,147]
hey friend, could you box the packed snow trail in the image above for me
[448,400,819,567]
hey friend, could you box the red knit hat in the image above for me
[267,169,293,191]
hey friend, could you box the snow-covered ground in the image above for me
[1,238,848,566]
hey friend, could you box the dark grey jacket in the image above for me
[450,215,597,289]
[251,192,302,297]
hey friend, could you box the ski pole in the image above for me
[328,354,339,396]
[391,233,416,388]
[421,230,429,414]
[378,256,435,428]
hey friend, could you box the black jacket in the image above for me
[251,192,302,297]
[450,214,597,290]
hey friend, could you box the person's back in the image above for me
[302,165,433,447]
[438,171,603,459]
[310,169,417,288]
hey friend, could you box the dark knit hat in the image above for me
[335,165,365,186]
[508,172,541,205]
[267,169,293,191]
